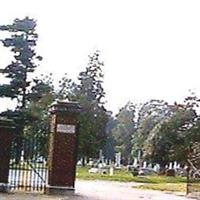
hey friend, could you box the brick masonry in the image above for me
[47,101,80,194]
[0,128,12,184]
[0,118,14,192]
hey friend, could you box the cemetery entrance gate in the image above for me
[0,100,80,194]
[8,129,49,192]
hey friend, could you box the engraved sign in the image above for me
[56,124,76,134]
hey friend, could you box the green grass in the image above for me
[135,183,186,193]
[76,166,134,182]
[76,167,188,193]
[76,167,186,183]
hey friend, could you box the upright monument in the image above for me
[46,100,80,195]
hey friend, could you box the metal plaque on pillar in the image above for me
[56,124,76,134]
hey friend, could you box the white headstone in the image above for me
[98,163,103,169]
[20,150,24,162]
[109,166,114,176]
[154,164,160,172]
[99,149,105,164]
[143,161,147,168]
[89,168,99,173]
[169,162,173,169]
[148,163,152,168]
[102,156,105,164]
[173,161,177,169]
[133,158,138,167]
[115,152,121,167]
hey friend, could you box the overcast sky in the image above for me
[0,0,200,114]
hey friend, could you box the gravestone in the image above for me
[99,149,103,162]
[143,161,147,168]
[148,163,152,168]
[154,164,160,173]
[169,162,173,169]
[173,161,177,169]
[20,150,24,162]
[109,163,114,176]
[133,158,138,167]
[115,152,121,168]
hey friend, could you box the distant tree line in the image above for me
[111,96,200,167]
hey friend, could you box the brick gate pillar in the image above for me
[0,117,14,192]
[46,100,81,195]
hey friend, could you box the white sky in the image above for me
[0,0,200,114]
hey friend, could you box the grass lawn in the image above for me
[135,183,187,193]
[76,166,186,183]
[76,166,189,193]
[77,166,139,182]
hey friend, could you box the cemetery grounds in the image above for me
[76,166,188,193]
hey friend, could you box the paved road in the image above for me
[0,180,197,200]
[75,180,195,200]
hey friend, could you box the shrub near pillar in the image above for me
[46,100,80,195]
[0,117,14,193]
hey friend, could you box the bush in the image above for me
[166,169,175,176]
[131,168,139,176]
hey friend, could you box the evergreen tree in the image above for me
[111,102,136,163]
[0,17,42,118]
[0,17,42,161]
[0,17,42,109]
[57,73,77,100]
[24,74,54,159]
[103,112,116,161]
[74,51,108,163]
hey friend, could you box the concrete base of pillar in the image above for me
[45,185,75,195]
[0,183,10,193]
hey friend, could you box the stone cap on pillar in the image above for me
[0,117,15,129]
[49,100,81,114]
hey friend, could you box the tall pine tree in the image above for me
[74,51,108,163]
[0,17,42,161]
[0,17,42,109]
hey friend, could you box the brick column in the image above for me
[46,100,80,195]
[0,117,14,193]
